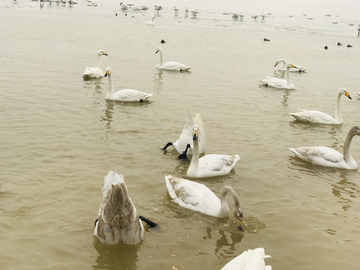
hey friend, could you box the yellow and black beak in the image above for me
[192,129,198,141]
[274,62,279,67]
[236,218,245,231]
[104,70,109,77]
[155,49,159,54]
[292,64,297,69]
[103,52,108,56]
[345,91,352,100]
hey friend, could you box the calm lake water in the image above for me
[1,1,360,269]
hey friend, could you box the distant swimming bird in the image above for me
[324,45,328,50]
[275,59,306,72]
[155,46,190,71]
[260,62,296,89]
[187,125,240,178]
[154,5,162,12]
[94,170,144,245]
[347,44,353,47]
[191,9,199,18]
[146,16,155,26]
[221,248,271,270]
[290,126,360,170]
[289,88,352,124]
[119,1,128,10]
[337,42,342,46]
[260,13,267,20]
[162,111,206,159]
[104,67,153,102]
[239,12,244,20]
[173,6,179,15]
[83,50,108,79]
[160,39,165,44]
[263,38,270,41]
[165,175,244,230]
[251,13,258,19]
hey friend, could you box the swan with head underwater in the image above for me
[289,88,352,124]
[275,58,307,72]
[260,62,297,90]
[186,125,240,178]
[165,175,244,230]
[104,67,153,102]
[162,111,206,160]
[289,126,360,170]
[94,170,158,245]
[221,248,271,270]
[83,50,108,79]
[155,47,191,71]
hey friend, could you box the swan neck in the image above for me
[159,49,163,66]
[343,129,355,163]
[334,91,343,122]
[188,135,200,173]
[97,54,102,70]
[218,186,240,217]
[285,66,291,84]
[106,73,114,99]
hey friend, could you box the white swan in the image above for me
[260,63,296,90]
[275,58,307,72]
[104,67,153,102]
[289,88,352,124]
[289,126,360,170]
[155,47,190,71]
[94,170,144,245]
[146,16,155,26]
[83,50,108,79]
[187,125,240,178]
[162,111,206,159]
[221,248,271,270]
[165,175,244,229]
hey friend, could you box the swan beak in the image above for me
[103,52,108,56]
[155,50,159,54]
[274,62,279,67]
[192,130,198,141]
[104,70,109,77]
[345,91,352,99]
[292,64,297,69]
[236,218,244,231]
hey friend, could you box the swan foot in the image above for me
[178,143,191,160]
[140,99,144,102]
[139,215,159,228]
[162,142,173,150]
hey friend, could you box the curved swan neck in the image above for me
[97,54,102,70]
[158,48,163,66]
[218,186,241,217]
[334,90,343,122]
[285,65,291,84]
[106,72,114,99]
[188,132,200,172]
[343,128,356,163]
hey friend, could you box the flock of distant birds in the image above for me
[81,5,360,269]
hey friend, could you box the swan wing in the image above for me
[95,171,144,245]
[290,110,338,124]
[198,154,241,177]
[111,89,153,102]
[261,76,288,88]
[221,248,271,270]
[83,67,103,79]
[290,146,346,167]
[158,61,190,71]
[165,175,221,216]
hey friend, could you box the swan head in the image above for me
[155,47,162,54]
[339,88,352,99]
[192,125,200,141]
[97,50,108,56]
[104,67,111,77]
[234,207,244,231]
[349,126,360,137]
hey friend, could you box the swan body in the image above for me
[155,47,190,71]
[104,67,153,102]
[260,63,296,90]
[290,126,360,170]
[163,111,206,158]
[289,88,352,124]
[94,170,144,245]
[221,248,271,270]
[83,50,108,79]
[165,175,243,228]
[275,59,306,72]
[146,17,155,26]
[187,125,240,178]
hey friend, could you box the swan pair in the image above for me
[290,126,360,170]
[162,111,206,159]
[186,125,240,178]
[155,47,191,71]
[83,50,108,79]
[165,175,244,230]
[260,62,297,89]
[289,88,352,124]
[221,248,271,270]
[94,170,157,245]
[104,67,153,102]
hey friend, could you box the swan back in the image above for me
[94,170,144,245]
[221,248,271,270]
